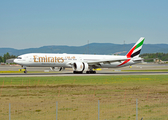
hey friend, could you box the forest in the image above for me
[0,52,17,63]
[140,53,168,62]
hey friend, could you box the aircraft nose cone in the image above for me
[13,59,17,63]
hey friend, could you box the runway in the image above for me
[0,63,168,77]
[0,71,168,77]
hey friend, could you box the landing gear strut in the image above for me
[23,66,27,74]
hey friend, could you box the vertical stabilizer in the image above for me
[126,37,145,58]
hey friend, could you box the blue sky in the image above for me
[0,0,168,49]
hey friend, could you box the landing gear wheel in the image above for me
[24,69,27,74]
[86,71,96,74]
[73,71,83,74]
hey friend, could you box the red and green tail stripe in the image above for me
[127,38,144,58]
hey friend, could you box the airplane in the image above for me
[14,37,145,74]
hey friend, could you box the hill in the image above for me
[1,43,168,56]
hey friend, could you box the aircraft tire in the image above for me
[24,70,27,74]
[86,71,96,74]
[73,71,83,74]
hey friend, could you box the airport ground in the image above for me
[0,63,168,119]
[0,75,168,120]
[1,63,168,71]
[0,63,168,77]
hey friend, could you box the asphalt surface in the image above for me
[1,63,168,71]
[0,63,168,77]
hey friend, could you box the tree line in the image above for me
[0,52,168,63]
[0,52,17,63]
[140,53,168,62]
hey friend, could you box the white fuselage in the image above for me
[14,53,140,68]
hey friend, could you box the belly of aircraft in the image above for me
[22,62,69,67]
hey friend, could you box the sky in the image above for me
[0,0,168,49]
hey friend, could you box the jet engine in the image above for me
[73,62,89,72]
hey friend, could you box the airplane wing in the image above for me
[87,58,128,65]
[67,57,128,66]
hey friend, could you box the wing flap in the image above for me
[87,58,128,65]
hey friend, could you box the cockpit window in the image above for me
[17,57,22,59]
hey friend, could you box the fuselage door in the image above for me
[78,57,83,62]
[29,56,33,62]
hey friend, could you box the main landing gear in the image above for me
[86,71,96,74]
[73,71,83,74]
[73,71,96,74]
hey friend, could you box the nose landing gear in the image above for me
[24,68,27,73]
[19,66,27,74]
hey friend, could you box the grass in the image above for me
[0,75,168,120]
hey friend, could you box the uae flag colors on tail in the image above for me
[126,37,145,58]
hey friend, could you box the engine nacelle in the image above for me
[73,62,89,72]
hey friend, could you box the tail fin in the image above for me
[126,37,145,58]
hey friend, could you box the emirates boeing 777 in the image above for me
[14,37,145,74]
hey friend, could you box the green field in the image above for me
[0,75,168,120]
